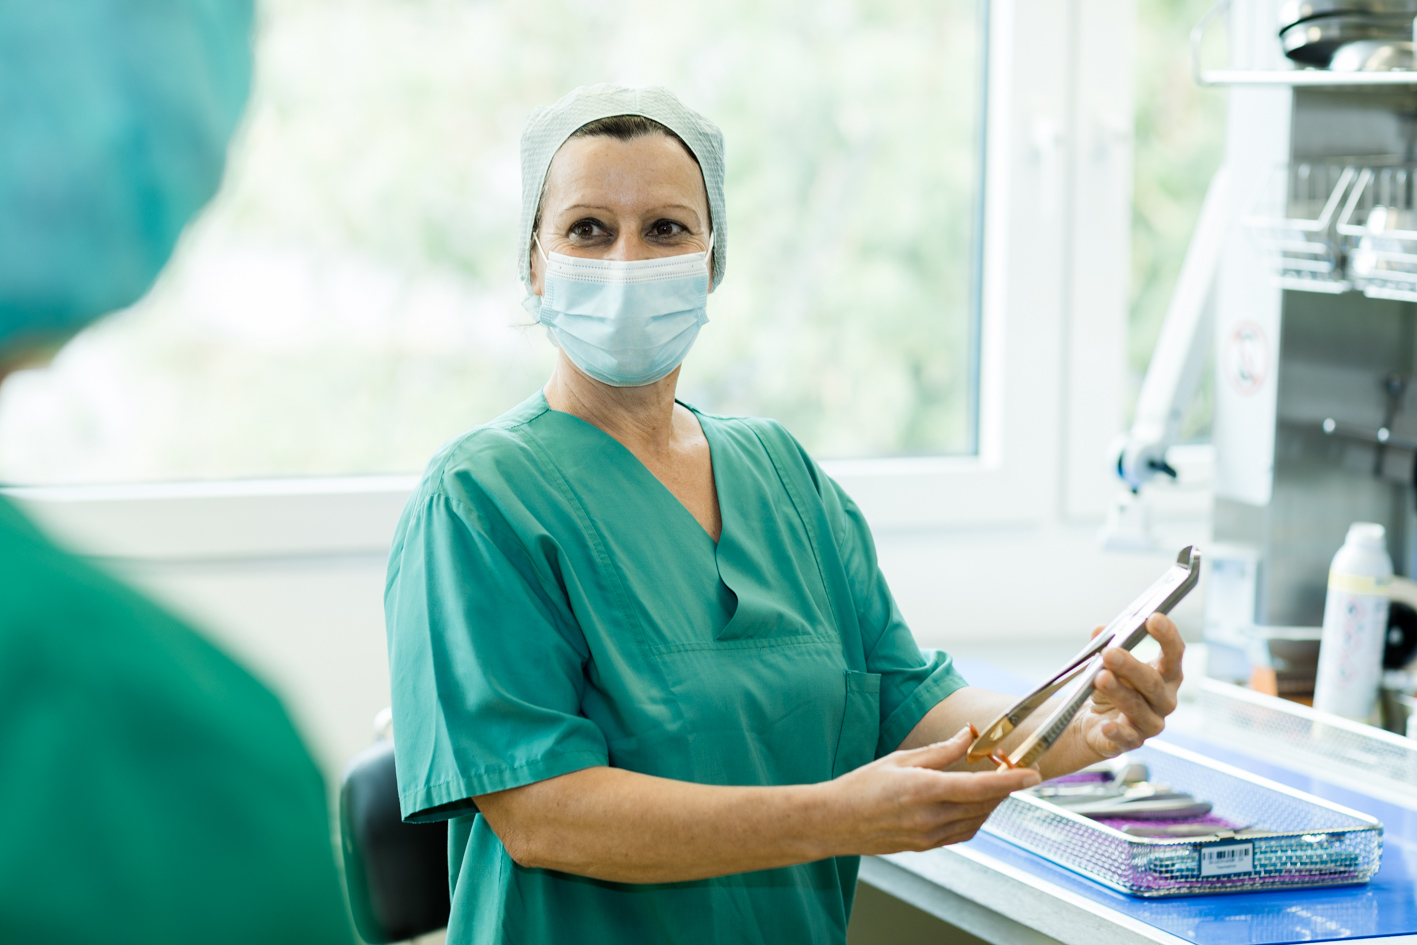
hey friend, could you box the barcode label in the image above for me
[1199,842,1254,877]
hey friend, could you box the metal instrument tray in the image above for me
[1197,677,1417,796]
[981,742,1383,897]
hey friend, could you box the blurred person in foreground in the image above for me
[0,3,352,943]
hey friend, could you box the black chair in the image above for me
[340,733,453,943]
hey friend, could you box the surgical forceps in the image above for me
[966,546,1201,770]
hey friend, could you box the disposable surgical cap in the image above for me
[0,0,254,356]
[518,85,727,298]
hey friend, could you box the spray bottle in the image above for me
[1314,523,1393,722]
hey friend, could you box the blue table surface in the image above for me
[951,658,1417,945]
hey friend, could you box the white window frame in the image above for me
[6,0,1136,561]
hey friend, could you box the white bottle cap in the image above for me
[1346,522,1387,549]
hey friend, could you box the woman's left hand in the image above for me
[1075,612,1184,759]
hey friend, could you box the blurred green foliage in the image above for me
[0,0,1225,483]
[1130,0,1226,438]
[0,0,981,483]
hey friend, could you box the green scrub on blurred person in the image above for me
[0,4,352,943]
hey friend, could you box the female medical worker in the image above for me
[385,84,1184,945]
[0,4,351,943]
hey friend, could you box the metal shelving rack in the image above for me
[1191,0,1417,86]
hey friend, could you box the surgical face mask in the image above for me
[534,235,712,388]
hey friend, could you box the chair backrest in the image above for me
[339,739,451,943]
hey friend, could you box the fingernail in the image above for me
[1022,772,1042,787]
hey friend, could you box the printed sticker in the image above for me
[1199,841,1254,877]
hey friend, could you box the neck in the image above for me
[543,353,683,455]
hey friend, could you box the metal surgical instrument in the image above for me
[966,546,1201,770]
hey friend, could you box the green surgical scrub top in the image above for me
[385,392,967,945]
[0,498,353,945]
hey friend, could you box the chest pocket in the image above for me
[832,670,882,777]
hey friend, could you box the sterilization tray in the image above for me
[981,741,1383,897]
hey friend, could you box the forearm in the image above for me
[475,766,838,884]
[899,687,1105,780]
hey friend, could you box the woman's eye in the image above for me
[650,221,685,238]
[569,219,607,240]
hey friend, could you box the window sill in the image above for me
[6,452,1037,562]
[4,444,1216,562]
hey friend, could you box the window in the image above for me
[0,0,986,485]
[1129,0,1226,440]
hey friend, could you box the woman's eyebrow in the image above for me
[649,203,703,217]
[559,203,703,219]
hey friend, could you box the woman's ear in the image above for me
[529,238,544,296]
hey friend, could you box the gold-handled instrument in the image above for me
[967,545,1201,770]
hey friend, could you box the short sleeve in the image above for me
[817,478,969,754]
[385,488,609,823]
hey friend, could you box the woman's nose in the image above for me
[605,233,657,262]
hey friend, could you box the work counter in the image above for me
[857,660,1417,945]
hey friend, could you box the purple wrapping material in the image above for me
[1045,772,1114,785]
[1095,814,1242,837]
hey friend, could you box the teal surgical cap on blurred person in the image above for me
[0,0,254,355]
[519,85,727,303]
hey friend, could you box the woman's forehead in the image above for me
[542,135,708,218]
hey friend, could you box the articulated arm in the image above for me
[1113,166,1230,492]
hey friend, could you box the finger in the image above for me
[1095,665,1167,734]
[924,814,994,849]
[925,767,1041,803]
[1102,647,1173,714]
[1094,667,1166,737]
[1100,717,1147,752]
[1147,612,1185,683]
[892,726,974,771]
[923,825,984,850]
[889,798,998,846]
[917,800,1000,830]
[1089,624,1105,640]
[941,819,990,845]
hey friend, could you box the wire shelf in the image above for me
[1338,164,1417,302]
[1244,163,1357,293]
[982,742,1383,897]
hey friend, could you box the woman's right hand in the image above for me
[475,724,1039,883]
[822,726,1041,855]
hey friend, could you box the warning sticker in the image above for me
[1200,842,1254,877]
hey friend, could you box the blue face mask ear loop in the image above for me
[704,231,716,285]
[528,232,555,328]
[531,232,553,315]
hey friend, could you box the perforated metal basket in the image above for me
[1198,678,1417,794]
[981,742,1383,897]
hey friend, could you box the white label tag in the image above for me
[1199,842,1254,877]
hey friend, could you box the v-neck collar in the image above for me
[531,390,727,550]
